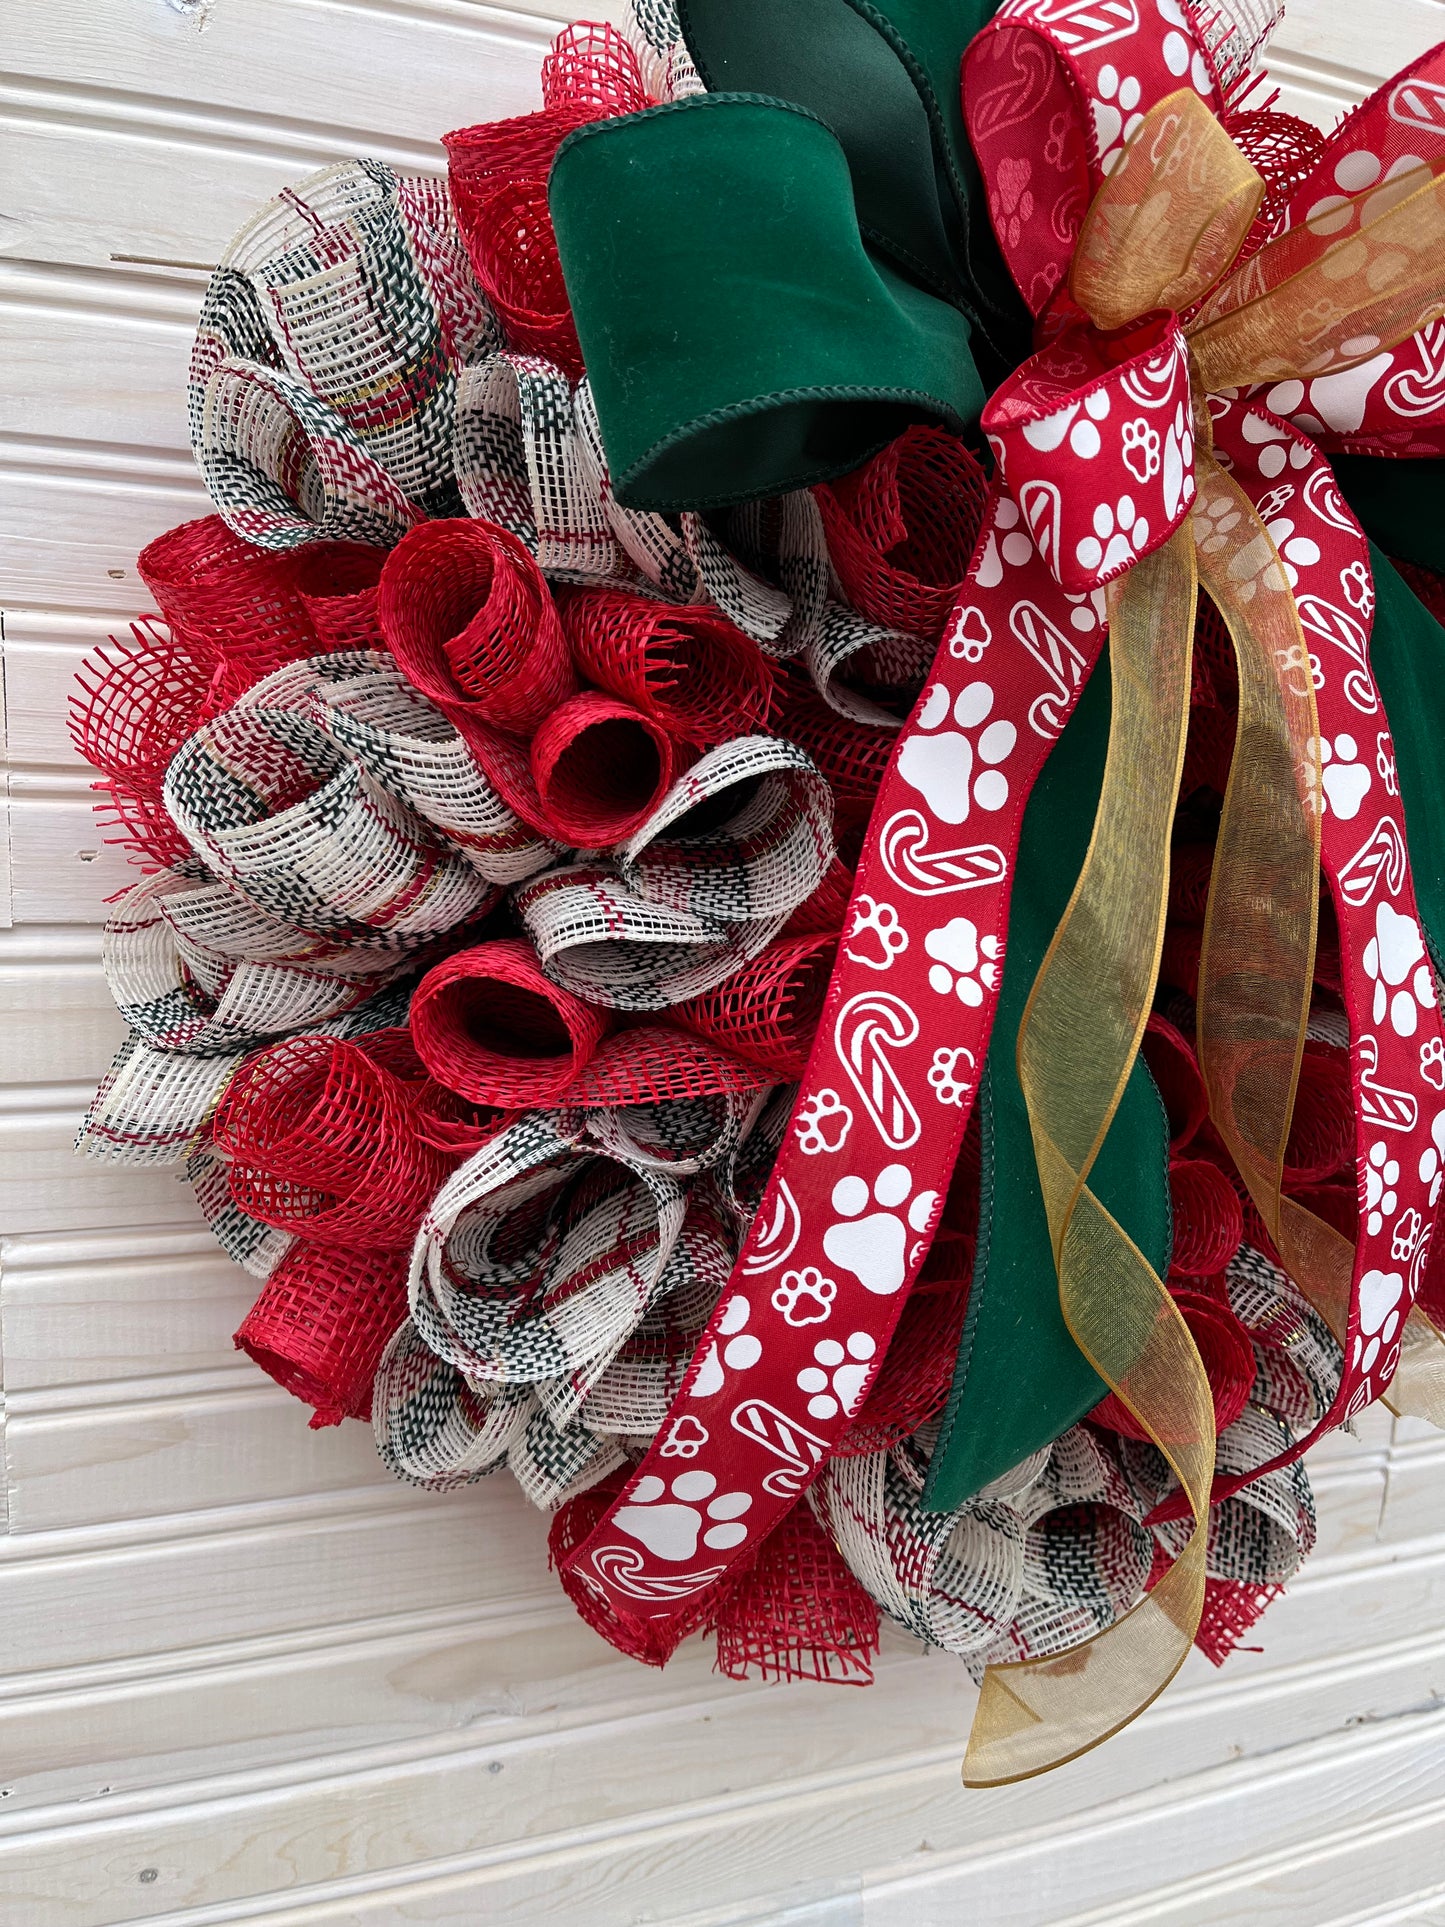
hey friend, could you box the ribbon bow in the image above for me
[549,0,1445,1782]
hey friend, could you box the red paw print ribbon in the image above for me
[566,2,1445,1780]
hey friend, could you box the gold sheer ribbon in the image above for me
[965,92,1445,1786]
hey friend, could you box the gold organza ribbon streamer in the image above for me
[965,90,1445,1786]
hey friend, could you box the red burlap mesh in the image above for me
[412,937,610,1105]
[1169,1155,1245,1277]
[1194,1577,1285,1665]
[446,25,647,379]
[561,588,775,748]
[1228,108,1328,249]
[137,516,317,686]
[235,1240,409,1428]
[816,426,991,640]
[1169,842,1216,924]
[530,691,675,845]
[378,518,576,735]
[294,541,388,651]
[69,618,220,867]
[550,1470,725,1666]
[1283,1044,1354,1185]
[674,935,837,1079]
[1181,596,1239,798]
[214,1034,447,1249]
[567,1024,770,1106]
[770,673,893,820]
[714,1503,881,1685]
[782,855,854,938]
[1141,1011,1210,1149]
[1094,1284,1255,1439]
[541,20,650,115]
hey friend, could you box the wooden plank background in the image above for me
[3,1,1445,1920]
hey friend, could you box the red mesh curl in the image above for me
[411,937,610,1105]
[674,936,837,1079]
[1228,108,1328,249]
[1141,1012,1209,1149]
[214,1034,447,1250]
[567,1024,771,1106]
[770,673,893,818]
[137,516,317,685]
[1168,1155,1245,1277]
[713,1503,880,1685]
[378,519,576,735]
[561,588,775,748]
[541,21,650,115]
[782,856,854,938]
[1193,1577,1285,1665]
[235,1241,409,1428]
[1094,1285,1255,1440]
[816,426,991,640]
[531,692,675,846]
[1283,1044,1354,1186]
[294,541,388,651]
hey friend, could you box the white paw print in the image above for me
[946,603,991,663]
[660,1415,708,1458]
[1363,900,1437,1038]
[1365,1140,1400,1235]
[897,681,1016,826]
[1160,1,1217,96]
[1075,494,1150,579]
[1093,63,1144,172]
[614,1469,753,1561]
[1263,515,1323,587]
[1342,559,1375,616]
[822,1163,938,1296]
[845,895,908,971]
[1419,1110,1445,1207]
[1355,1266,1406,1375]
[1377,732,1398,797]
[1393,1206,1425,1266]
[772,1265,837,1328]
[690,1293,761,1398]
[1307,733,1371,820]
[924,914,1002,1007]
[1122,416,1161,483]
[796,1088,852,1156]
[1421,1037,1445,1092]
[974,494,1036,587]
[1161,401,1195,520]
[928,1045,975,1107]
[796,1332,877,1421]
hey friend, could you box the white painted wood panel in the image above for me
[2,2,1444,1922]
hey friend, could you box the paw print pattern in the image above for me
[1075,494,1150,579]
[845,895,908,971]
[1263,514,1323,587]
[1365,1140,1400,1236]
[1377,732,1398,797]
[897,681,1016,827]
[1093,63,1143,173]
[928,1045,975,1107]
[1364,900,1437,1038]
[1162,401,1196,520]
[924,915,1002,1007]
[1421,1037,1445,1092]
[1122,416,1161,482]
[660,1415,708,1458]
[796,1332,877,1420]
[822,1163,938,1296]
[1308,733,1371,820]
[690,1293,761,1398]
[796,1089,852,1156]
[771,1266,837,1328]
[1356,1267,1406,1376]
[1419,1111,1445,1208]
[1342,559,1375,616]
[1393,1206,1424,1266]
[946,604,991,663]
[614,1470,753,1561]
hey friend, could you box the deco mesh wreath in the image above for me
[74,0,1445,1781]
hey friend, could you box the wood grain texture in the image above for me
[1,2,1443,1922]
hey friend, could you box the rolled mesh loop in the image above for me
[373,1320,534,1486]
[138,516,317,678]
[530,691,676,846]
[1168,1155,1246,1277]
[378,518,576,735]
[561,587,775,746]
[674,935,836,1078]
[1093,1283,1256,1440]
[411,937,610,1105]
[236,1240,412,1428]
[294,541,387,651]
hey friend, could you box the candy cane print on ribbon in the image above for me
[565,495,1108,1629]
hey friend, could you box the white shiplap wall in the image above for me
[3,3,1445,1922]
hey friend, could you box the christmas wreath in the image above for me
[73,0,1445,1782]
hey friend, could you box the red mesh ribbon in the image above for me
[1094,1287,1256,1441]
[235,1241,409,1427]
[713,1503,881,1685]
[294,542,387,651]
[378,519,576,736]
[138,516,317,686]
[549,1469,718,1665]
[768,672,895,822]
[214,1033,448,1249]
[674,935,837,1079]
[445,24,648,377]
[412,937,609,1105]
[530,691,676,846]
[815,425,992,641]
[561,588,774,747]
[1169,1156,1246,1278]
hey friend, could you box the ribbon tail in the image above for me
[966,525,1214,1785]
